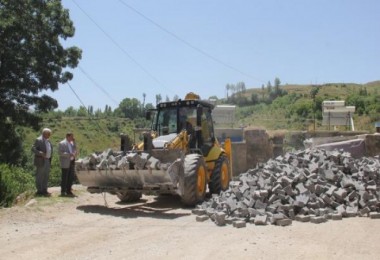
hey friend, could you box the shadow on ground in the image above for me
[76,194,192,220]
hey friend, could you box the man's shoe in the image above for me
[66,191,76,197]
[43,192,52,197]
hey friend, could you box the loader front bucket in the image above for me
[75,149,184,194]
[76,168,176,192]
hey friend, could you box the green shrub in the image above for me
[49,155,62,187]
[0,164,35,207]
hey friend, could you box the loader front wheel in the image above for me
[117,191,142,203]
[209,155,231,194]
[181,154,207,206]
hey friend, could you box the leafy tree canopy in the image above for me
[0,0,82,129]
[0,0,81,164]
[115,97,142,119]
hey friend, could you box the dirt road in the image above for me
[1,185,380,260]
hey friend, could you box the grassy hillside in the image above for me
[234,81,380,131]
[244,81,380,100]
[22,116,141,158]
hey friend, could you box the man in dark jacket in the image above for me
[31,128,53,196]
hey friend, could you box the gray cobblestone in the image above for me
[196,215,209,222]
[193,148,380,227]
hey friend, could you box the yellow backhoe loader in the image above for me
[76,92,232,206]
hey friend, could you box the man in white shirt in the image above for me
[58,132,77,197]
[31,128,53,196]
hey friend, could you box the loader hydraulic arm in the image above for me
[164,130,190,151]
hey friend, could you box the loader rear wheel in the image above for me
[117,191,142,203]
[181,154,207,206]
[209,155,231,194]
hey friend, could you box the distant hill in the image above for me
[229,81,380,132]
[244,80,380,99]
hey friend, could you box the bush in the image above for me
[0,123,27,166]
[291,100,313,118]
[0,164,35,207]
[49,156,62,187]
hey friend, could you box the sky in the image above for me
[52,0,380,110]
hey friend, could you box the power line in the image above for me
[71,0,165,88]
[117,0,264,83]
[78,65,119,105]
[66,81,87,109]
[66,81,110,135]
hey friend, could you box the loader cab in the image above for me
[151,99,216,154]
[152,104,197,136]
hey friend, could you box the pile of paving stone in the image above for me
[75,149,158,171]
[193,148,380,228]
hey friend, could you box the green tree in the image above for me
[0,123,26,166]
[77,106,87,117]
[236,82,246,95]
[142,93,146,112]
[267,81,272,94]
[346,94,366,116]
[310,85,320,99]
[145,103,154,110]
[292,100,313,118]
[94,108,102,118]
[106,105,112,116]
[274,77,281,94]
[230,84,236,95]
[310,85,320,131]
[117,98,141,119]
[359,87,368,96]
[0,0,81,164]
[64,106,77,117]
[225,84,231,99]
[87,105,93,115]
[251,93,259,105]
